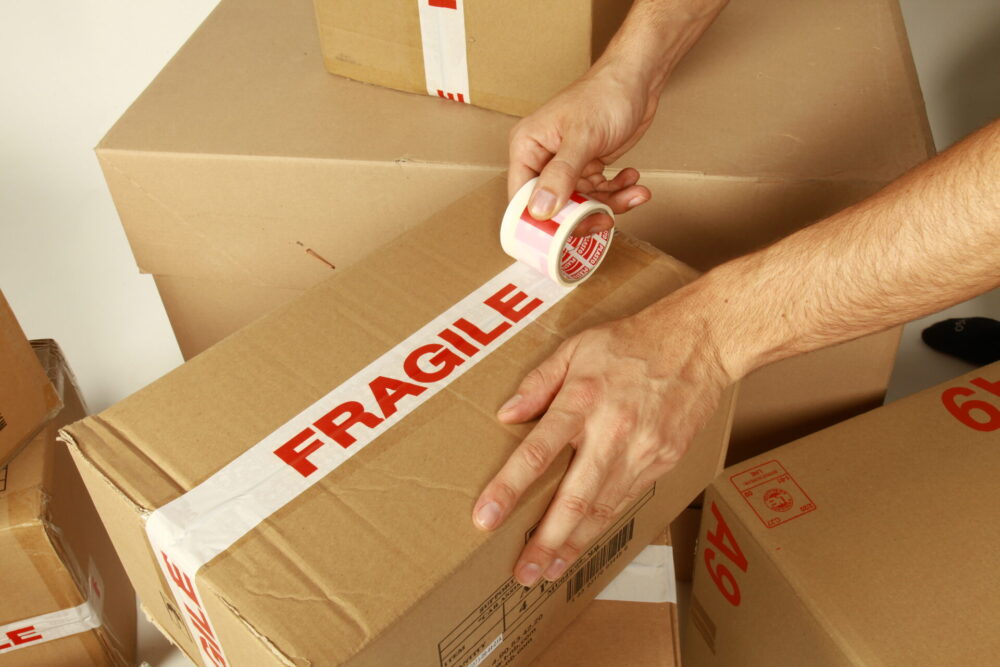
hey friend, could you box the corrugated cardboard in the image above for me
[536,529,680,667]
[0,341,136,666]
[63,178,735,666]
[96,0,931,462]
[312,0,632,117]
[0,291,61,465]
[684,362,1000,666]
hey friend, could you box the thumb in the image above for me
[530,140,594,220]
[497,338,578,424]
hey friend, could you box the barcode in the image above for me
[0,412,6,432]
[566,518,635,601]
[0,465,7,492]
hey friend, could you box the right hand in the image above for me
[508,62,660,236]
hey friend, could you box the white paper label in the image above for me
[145,261,575,666]
[417,0,471,103]
[595,545,677,604]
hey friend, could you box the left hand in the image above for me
[471,293,732,586]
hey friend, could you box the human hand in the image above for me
[508,63,659,237]
[471,291,733,586]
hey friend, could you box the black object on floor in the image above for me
[921,317,1000,366]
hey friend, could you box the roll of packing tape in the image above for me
[500,178,614,287]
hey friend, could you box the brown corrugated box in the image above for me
[63,178,735,666]
[0,292,61,465]
[312,0,631,117]
[96,0,932,468]
[684,362,1000,666]
[0,340,136,666]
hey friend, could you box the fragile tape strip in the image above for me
[595,545,677,604]
[145,261,576,667]
[500,178,614,287]
[417,0,471,103]
[0,561,104,655]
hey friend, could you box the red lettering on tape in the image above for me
[404,344,464,383]
[428,0,458,10]
[160,553,227,666]
[0,626,43,651]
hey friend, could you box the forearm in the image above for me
[678,118,1000,381]
[595,0,729,98]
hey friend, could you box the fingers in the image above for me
[508,131,554,200]
[512,443,614,586]
[497,338,578,425]
[530,140,593,220]
[472,405,583,533]
[572,212,615,237]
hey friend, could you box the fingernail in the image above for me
[516,562,542,587]
[474,501,502,530]
[529,189,557,219]
[498,394,521,415]
[544,558,568,581]
[627,195,647,208]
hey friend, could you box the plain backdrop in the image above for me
[0,2,998,665]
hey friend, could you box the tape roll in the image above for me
[500,178,614,287]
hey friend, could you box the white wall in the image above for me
[0,2,217,412]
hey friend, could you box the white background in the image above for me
[0,1,997,665]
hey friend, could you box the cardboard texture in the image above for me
[96,0,931,461]
[0,291,61,465]
[535,530,680,667]
[685,363,1000,666]
[0,341,136,666]
[64,178,733,667]
[312,0,632,117]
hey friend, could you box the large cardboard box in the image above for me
[1,341,136,666]
[684,363,1000,666]
[0,291,61,464]
[63,179,735,667]
[98,0,932,462]
[312,0,632,117]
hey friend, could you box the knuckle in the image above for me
[544,157,579,181]
[588,501,617,522]
[653,446,683,469]
[561,539,585,560]
[518,439,552,474]
[520,366,549,392]
[559,494,591,520]
[491,479,520,506]
[564,378,599,411]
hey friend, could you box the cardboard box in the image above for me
[97,0,931,460]
[63,178,735,667]
[536,529,680,667]
[312,0,632,117]
[0,291,61,464]
[0,341,136,666]
[684,363,1000,666]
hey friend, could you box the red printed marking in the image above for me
[428,0,458,8]
[273,283,543,477]
[436,90,466,103]
[730,460,816,529]
[941,376,1000,432]
[520,208,559,236]
[160,553,227,666]
[702,502,747,607]
[569,193,588,205]
[0,626,43,651]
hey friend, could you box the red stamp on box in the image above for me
[729,460,816,528]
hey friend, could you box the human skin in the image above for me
[482,0,1000,587]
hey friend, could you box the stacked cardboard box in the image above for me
[97,0,931,467]
[0,297,136,666]
[685,363,1000,665]
[64,179,734,666]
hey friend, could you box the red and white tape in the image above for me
[417,0,471,104]
[145,262,578,666]
[500,178,615,287]
[0,561,104,656]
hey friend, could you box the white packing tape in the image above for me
[595,545,677,604]
[417,0,471,103]
[0,561,104,656]
[145,261,577,667]
[500,178,615,287]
